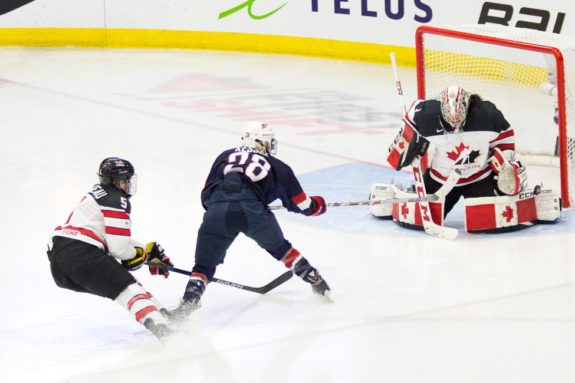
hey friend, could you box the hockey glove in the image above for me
[489,148,527,195]
[146,242,173,278]
[306,196,327,216]
[121,246,147,271]
[387,119,430,170]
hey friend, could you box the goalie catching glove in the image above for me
[488,148,527,196]
[121,242,173,278]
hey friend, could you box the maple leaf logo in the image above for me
[401,203,409,219]
[447,142,469,161]
[502,205,514,222]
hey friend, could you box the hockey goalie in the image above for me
[371,85,561,233]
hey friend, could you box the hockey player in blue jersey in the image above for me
[170,122,330,320]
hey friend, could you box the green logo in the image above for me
[219,0,288,20]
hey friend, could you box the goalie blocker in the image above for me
[387,119,430,171]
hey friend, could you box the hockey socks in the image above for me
[115,282,173,339]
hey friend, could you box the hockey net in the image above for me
[416,25,575,208]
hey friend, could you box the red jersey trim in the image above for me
[55,225,105,245]
[102,210,130,219]
[105,227,131,236]
[291,192,307,205]
[431,166,491,185]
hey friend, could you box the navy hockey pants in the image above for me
[193,176,292,280]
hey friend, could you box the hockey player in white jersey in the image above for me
[47,157,175,340]
[375,86,560,232]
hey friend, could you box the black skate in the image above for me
[168,298,201,323]
[311,277,331,297]
[300,267,331,297]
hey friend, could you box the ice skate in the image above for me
[168,278,205,322]
[143,317,175,340]
[168,298,201,323]
[302,267,331,297]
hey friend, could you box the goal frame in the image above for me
[415,25,571,208]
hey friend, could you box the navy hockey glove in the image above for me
[306,196,327,216]
[146,242,173,278]
[121,246,147,271]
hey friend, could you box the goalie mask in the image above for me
[242,121,278,156]
[98,157,137,196]
[439,86,470,132]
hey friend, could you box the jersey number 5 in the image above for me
[224,152,271,182]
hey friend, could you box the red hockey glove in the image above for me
[145,242,173,278]
[307,196,327,216]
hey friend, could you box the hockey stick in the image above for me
[147,262,293,294]
[390,53,459,240]
[268,194,441,211]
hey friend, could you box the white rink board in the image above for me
[1,0,575,46]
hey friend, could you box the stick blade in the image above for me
[260,271,294,294]
[427,224,458,240]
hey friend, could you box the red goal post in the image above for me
[415,25,575,208]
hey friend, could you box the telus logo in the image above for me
[219,0,288,20]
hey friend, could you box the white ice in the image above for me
[0,48,574,383]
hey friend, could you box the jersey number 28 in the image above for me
[224,152,271,182]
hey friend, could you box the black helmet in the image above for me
[98,157,137,195]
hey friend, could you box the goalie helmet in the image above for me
[98,157,137,196]
[241,121,278,156]
[439,86,471,132]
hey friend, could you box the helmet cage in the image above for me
[439,86,470,131]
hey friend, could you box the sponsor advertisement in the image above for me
[0,1,572,57]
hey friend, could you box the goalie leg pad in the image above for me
[369,183,395,218]
[392,199,444,228]
[531,188,562,222]
[464,189,560,232]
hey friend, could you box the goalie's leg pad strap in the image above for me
[392,200,444,228]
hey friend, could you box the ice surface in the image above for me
[0,48,574,383]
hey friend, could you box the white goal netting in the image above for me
[416,25,575,208]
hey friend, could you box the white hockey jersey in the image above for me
[52,184,140,260]
[406,97,515,186]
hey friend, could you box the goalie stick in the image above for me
[147,262,293,294]
[390,52,459,240]
[412,157,459,240]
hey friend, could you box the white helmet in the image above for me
[242,121,277,156]
[439,86,471,131]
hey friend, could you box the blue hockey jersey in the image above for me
[201,146,316,214]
